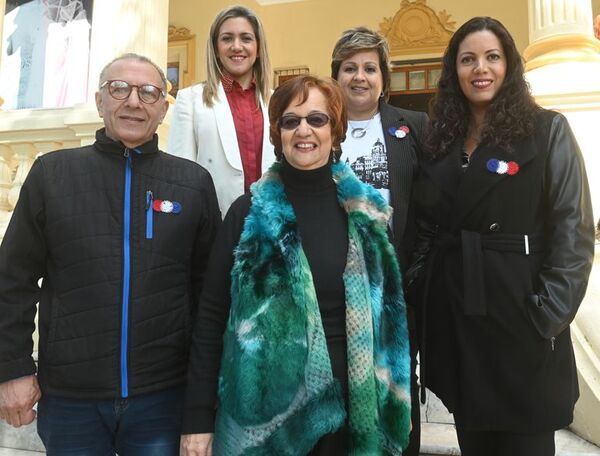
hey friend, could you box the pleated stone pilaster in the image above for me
[524,0,600,448]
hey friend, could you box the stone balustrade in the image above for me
[0,104,101,242]
[0,104,171,243]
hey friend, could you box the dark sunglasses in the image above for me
[100,80,166,104]
[279,112,330,130]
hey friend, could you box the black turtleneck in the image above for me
[182,160,349,435]
[280,160,348,337]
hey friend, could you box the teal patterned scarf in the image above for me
[214,161,411,455]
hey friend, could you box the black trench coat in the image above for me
[412,109,594,432]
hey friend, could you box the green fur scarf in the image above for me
[214,161,411,455]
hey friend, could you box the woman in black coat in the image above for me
[408,16,595,456]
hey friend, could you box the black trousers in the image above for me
[402,338,421,456]
[456,426,555,456]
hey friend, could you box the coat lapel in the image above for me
[380,102,415,244]
[451,139,539,229]
[213,82,243,170]
[259,96,274,172]
[419,142,463,222]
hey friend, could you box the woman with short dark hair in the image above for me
[331,27,428,270]
[409,16,594,456]
[331,27,428,456]
[181,75,412,456]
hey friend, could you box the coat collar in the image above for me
[212,82,272,171]
[379,100,409,155]
[94,128,160,156]
[453,140,538,228]
[213,82,243,170]
[378,100,419,244]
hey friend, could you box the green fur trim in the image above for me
[215,161,411,455]
[215,381,346,455]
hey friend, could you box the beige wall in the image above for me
[168,0,529,87]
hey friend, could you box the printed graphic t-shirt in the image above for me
[340,113,390,204]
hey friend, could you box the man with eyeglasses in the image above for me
[0,53,221,455]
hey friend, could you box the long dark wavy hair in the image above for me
[426,17,540,158]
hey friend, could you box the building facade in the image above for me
[0,0,599,448]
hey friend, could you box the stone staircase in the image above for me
[420,423,600,456]
[1,391,599,455]
[418,391,600,456]
[0,419,43,455]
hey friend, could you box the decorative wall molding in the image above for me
[274,66,309,88]
[0,104,171,243]
[168,25,196,97]
[379,0,455,57]
[255,0,305,5]
[168,25,193,41]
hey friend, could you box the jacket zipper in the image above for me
[121,148,133,398]
[146,191,153,240]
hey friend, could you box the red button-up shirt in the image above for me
[222,74,264,192]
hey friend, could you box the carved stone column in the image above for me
[0,0,5,71]
[524,1,600,447]
[86,0,170,102]
[524,0,600,217]
[0,144,12,211]
[8,144,38,210]
[0,144,13,243]
[524,0,600,70]
[0,0,5,109]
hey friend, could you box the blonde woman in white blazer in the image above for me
[168,5,274,216]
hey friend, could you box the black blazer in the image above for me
[379,101,428,272]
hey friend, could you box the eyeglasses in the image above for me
[279,112,330,130]
[100,80,166,104]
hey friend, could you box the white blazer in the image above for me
[167,82,274,216]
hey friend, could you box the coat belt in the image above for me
[432,230,544,316]
[418,229,544,403]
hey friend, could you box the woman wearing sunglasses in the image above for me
[180,75,412,456]
[168,5,273,216]
[331,27,427,456]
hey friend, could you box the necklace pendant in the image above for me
[351,128,367,139]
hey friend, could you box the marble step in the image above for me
[419,390,600,455]
[0,450,43,455]
[0,420,43,454]
[2,421,600,455]
[2,412,599,455]
[421,423,600,456]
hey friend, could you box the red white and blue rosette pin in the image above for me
[486,159,519,176]
[153,199,182,214]
[388,125,410,139]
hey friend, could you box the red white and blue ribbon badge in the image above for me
[388,125,410,139]
[486,158,520,176]
[153,199,182,214]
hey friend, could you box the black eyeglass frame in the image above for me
[100,80,166,104]
[278,112,331,130]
